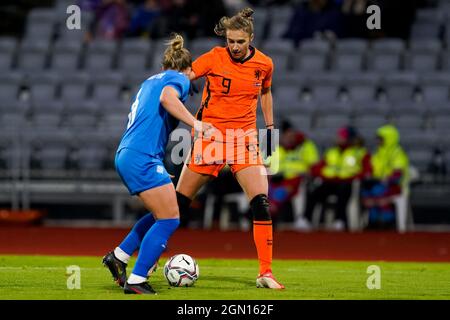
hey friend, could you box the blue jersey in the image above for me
[117,70,190,159]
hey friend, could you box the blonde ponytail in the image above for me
[162,33,192,71]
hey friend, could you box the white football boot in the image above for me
[256,271,285,289]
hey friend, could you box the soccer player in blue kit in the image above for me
[102,34,213,294]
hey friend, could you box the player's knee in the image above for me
[176,191,192,215]
[250,194,271,221]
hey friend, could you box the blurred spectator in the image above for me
[268,120,319,225]
[299,126,371,231]
[341,0,370,38]
[361,125,409,229]
[283,0,344,45]
[163,0,227,39]
[127,0,161,38]
[87,0,130,40]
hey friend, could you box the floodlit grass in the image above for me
[0,255,449,300]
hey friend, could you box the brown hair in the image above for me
[162,33,192,71]
[214,7,254,37]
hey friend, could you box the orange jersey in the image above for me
[192,46,273,132]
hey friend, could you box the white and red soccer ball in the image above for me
[163,254,199,287]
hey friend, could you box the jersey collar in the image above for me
[227,46,256,64]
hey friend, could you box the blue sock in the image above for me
[132,218,180,277]
[119,213,155,256]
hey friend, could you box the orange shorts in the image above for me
[187,130,263,177]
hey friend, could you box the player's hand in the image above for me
[194,120,217,138]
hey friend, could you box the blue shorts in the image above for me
[115,148,172,195]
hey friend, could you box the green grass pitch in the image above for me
[0,255,449,300]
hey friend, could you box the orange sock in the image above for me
[253,220,273,275]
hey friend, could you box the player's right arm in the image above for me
[160,86,214,135]
[189,48,216,81]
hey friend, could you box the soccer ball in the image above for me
[164,254,199,287]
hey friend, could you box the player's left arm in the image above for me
[261,58,274,129]
[260,87,274,129]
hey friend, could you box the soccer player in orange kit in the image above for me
[174,7,285,289]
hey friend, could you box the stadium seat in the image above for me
[335,38,368,52]
[354,114,388,131]
[24,8,56,43]
[272,83,301,105]
[0,112,26,133]
[272,71,308,99]
[91,73,124,102]
[29,113,62,131]
[433,114,450,133]
[0,73,23,101]
[50,40,82,71]
[118,39,151,71]
[266,19,288,40]
[367,39,405,72]
[17,39,49,72]
[64,114,98,130]
[309,73,343,102]
[31,100,64,115]
[262,39,295,71]
[190,37,223,59]
[97,113,127,133]
[331,51,365,72]
[64,99,99,115]
[400,130,437,151]
[344,73,380,102]
[287,114,312,132]
[315,114,351,132]
[35,146,70,170]
[28,73,60,102]
[332,39,368,72]
[420,73,450,102]
[292,39,330,72]
[404,45,440,72]
[74,144,108,170]
[392,114,425,132]
[315,101,353,117]
[60,72,90,101]
[0,37,17,70]
[382,72,418,102]
[98,100,130,119]
[83,40,118,72]
[408,149,432,173]
[426,101,450,116]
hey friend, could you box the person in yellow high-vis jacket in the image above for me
[361,124,409,229]
[302,126,372,231]
[268,121,319,223]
